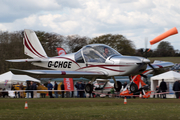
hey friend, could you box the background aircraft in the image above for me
[7,29,175,93]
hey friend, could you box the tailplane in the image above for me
[23,29,48,59]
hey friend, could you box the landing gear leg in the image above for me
[112,77,122,92]
[85,77,96,93]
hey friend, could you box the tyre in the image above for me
[85,84,93,93]
[130,83,138,93]
[114,81,122,92]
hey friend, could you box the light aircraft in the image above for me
[7,29,175,93]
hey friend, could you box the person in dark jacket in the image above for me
[75,81,80,97]
[30,81,34,98]
[33,82,37,98]
[160,79,167,98]
[87,81,93,98]
[153,86,160,98]
[78,81,84,98]
[173,80,180,99]
[47,81,53,98]
[61,82,65,98]
[26,82,31,98]
[54,81,58,98]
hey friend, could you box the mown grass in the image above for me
[0,98,180,120]
[149,57,180,63]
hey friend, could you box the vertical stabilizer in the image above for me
[23,29,48,59]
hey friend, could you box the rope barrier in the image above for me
[0,90,180,98]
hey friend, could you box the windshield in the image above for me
[82,44,120,63]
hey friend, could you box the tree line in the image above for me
[0,30,179,74]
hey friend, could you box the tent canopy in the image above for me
[0,71,40,84]
[150,71,180,93]
[151,71,180,82]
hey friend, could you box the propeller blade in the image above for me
[140,74,147,78]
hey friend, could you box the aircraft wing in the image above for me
[10,69,107,78]
[146,61,174,70]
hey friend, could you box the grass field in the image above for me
[149,57,180,63]
[0,98,180,120]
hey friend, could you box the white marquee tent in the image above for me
[150,71,180,98]
[0,71,40,90]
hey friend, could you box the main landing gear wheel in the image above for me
[85,84,93,93]
[130,83,138,93]
[114,81,122,92]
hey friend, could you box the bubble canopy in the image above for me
[75,44,121,63]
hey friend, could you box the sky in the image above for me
[0,0,180,50]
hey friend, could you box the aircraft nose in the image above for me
[142,58,150,63]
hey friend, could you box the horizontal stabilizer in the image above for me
[6,59,42,62]
[10,69,107,78]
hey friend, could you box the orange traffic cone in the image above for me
[139,91,142,99]
[24,101,28,109]
[124,97,127,104]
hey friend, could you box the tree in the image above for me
[66,35,89,53]
[35,31,65,57]
[154,41,175,57]
[90,34,136,55]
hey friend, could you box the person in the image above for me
[61,82,65,98]
[26,82,31,98]
[40,84,46,98]
[87,81,93,98]
[83,82,86,98]
[47,81,53,98]
[123,82,127,89]
[17,82,20,98]
[173,80,180,99]
[75,81,80,97]
[19,82,24,98]
[103,47,109,58]
[78,81,84,98]
[30,81,34,98]
[153,85,160,98]
[11,84,17,98]
[54,81,58,98]
[71,91,74,98]
[33,82,37,98]
[159,79,167,98]
[110,87,115,98]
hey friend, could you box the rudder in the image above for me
[23,29,48,59]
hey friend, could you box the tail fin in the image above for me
[23,29,48,59]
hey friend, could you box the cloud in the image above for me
[0,0,82,22]
[0,0,180,50]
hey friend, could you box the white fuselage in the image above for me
[32,53,149,77]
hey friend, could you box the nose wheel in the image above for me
[130,83,138,93]
[114,81,122,92]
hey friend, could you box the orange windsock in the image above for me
[150,27,178,45]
